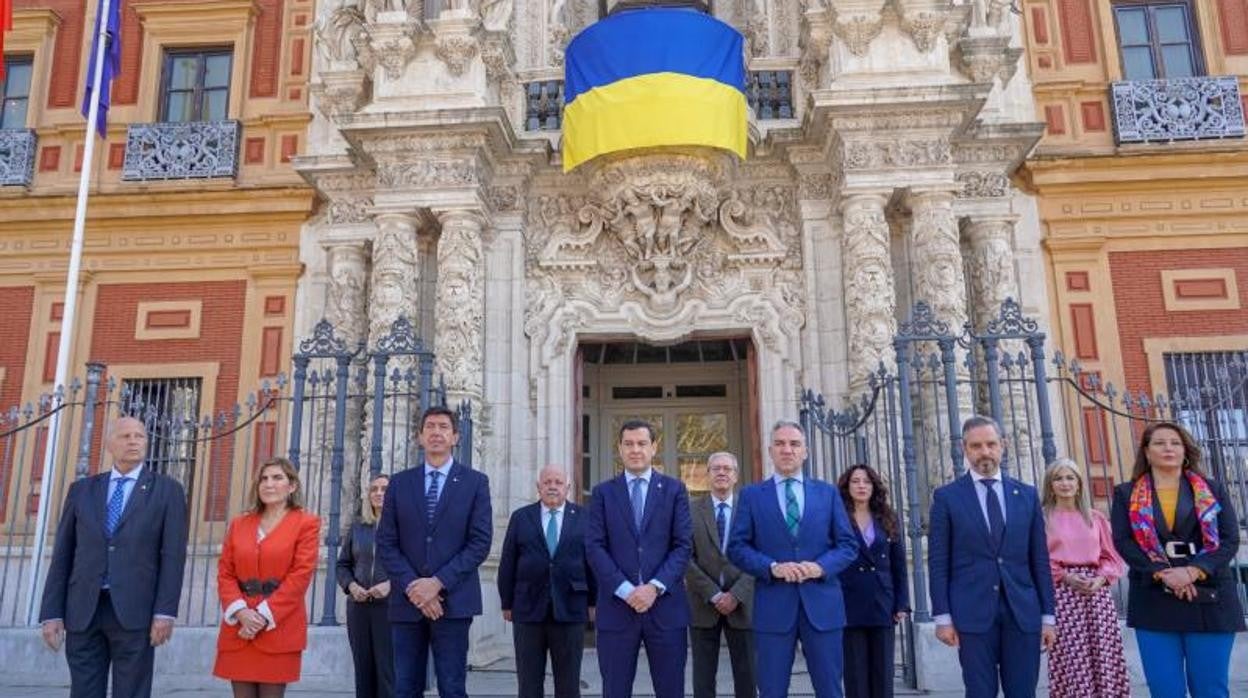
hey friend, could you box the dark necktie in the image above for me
[784,478,800,537]
[716,502,728,551]
[105,476,131,538]
[630,477,645,530]
[426,470,441,524]
[983,477,1005,549]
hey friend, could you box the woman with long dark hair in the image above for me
[1110,422,1244,698]
[1041,458,1129,697]
[337,474,394,697]
[836,464,909,698]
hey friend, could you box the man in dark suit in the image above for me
[685,451,755,698]
[928,415,1057,698]
[586,419,692,698]
[728,420,858,698]
[498,464,596,698]
[39,415,189,698]
[377,405,493,698]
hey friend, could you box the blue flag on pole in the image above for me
[82,0,122,138]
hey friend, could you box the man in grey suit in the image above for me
[685,452,755,698]
[39,416,189,698]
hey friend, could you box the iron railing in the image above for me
[122,120,242,181]
[748,70,794,120]
[0,128,37,187]
[1110,75,1246,144]
[524,80,563,132]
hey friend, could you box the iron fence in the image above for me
[0,316,471,628]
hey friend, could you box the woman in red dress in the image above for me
[214,457,321,697]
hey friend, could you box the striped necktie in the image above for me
[426,470,441,524]
[784,478,800,537]
[105,476,132,538]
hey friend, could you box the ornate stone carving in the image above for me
[900,11,946,53]
[840,192,897,382]
[479,0,513,32]
[955,170,1009,199]
[831,13,883,57]
[956,35,1021,84]
[906,190,968,330]
[325,241,370,347]
[369,213,421,341]
[315,4,370,67]
[965,218,1018,327]
[436,35,479,76]
[480,38,511,83]
[369,23,418,80]
[798,172,834,199]
[486,184,520,212]
[376,158,478,188]
[435,211,486,406]
[328,196,374,224]
[311,70,372,116]
[841,138,952,170]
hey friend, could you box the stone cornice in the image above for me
[0,187,315,225]
[1020,148,1248,193]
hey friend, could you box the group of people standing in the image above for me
[35,408,1244,698]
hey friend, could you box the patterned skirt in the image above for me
[1048,565,1131,698]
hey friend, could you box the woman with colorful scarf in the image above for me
[1042,458,1129,697]
[1110,421,1244,698]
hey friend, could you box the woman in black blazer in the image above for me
[1110,421,1244,698]
[336,474,394,698]
[837,464,910,698]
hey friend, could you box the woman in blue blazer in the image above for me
[837,464,910,698]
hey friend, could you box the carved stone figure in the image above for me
[840,193,896,382]
[907,191,968,331]
[435,212,486,407]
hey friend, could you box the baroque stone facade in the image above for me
[297,0,1052,660]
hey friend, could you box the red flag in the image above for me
[0,0,13,81]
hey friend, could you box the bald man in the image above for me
[498,466,596,698]
[40,416,189,698]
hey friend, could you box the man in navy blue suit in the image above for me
[498,464,596,698]
[586,419,692,698]
[928,415,1057,698]
[728,420,858,698]
[39,416,188,698]
[377,406,492,698]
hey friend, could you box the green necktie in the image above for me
[545,509,559,557]
[784,478,800,536]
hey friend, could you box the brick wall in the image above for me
[0,287,35,519]
[1108,248,1248,394]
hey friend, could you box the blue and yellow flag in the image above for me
[562,8,748,171]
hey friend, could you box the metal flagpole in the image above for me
[26,0,114,625]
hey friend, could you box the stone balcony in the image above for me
[1110,75,1246,145]
[122,120,242,181]
[0,129,37,188]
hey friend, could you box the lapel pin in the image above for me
[1013,489,1019,495]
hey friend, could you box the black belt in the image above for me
[239,578,281,596]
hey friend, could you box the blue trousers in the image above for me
[756,610,844,698]
[392,617,471,698]
[596,614,687,698]
[1136,629,1237,698]
[956,602,1040,698]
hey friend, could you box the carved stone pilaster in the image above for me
[840,192,897,384]
[369,212,421,340]
[964,217,1019,330]
[325,240,371,348]
[906,189,968,331]
[434,209,486,411]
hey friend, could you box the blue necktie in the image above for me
[426,470,441,524]
[983,478,1005,550]
[716,502,728,551]
[105,476,131,538]
[546,509,559,557]
[630,477,645,530]
[784,478,800,537]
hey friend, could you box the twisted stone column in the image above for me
[840,191,898,387]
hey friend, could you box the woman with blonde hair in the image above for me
[1041,457,1129,697]
[214,458,321,697]
[336,473,394,697]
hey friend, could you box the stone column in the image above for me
[433,209,487,463]
[365,211,421,475]
[322,237,370,528]
[906,188,970,331]
[964,216,1020,330]
[840,191,898,387]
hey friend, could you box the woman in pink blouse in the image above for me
[1042,458,1130,697]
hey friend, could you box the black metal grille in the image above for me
[525,80,564,131]
[118,377,202,491]
[1164,350,1248,483]
[748,70,794,120]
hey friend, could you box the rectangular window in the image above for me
[119,377,203,493]
[1112,2,1201,80]
[1,56,34,129]
[160,48,232,122]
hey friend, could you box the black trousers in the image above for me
[513,613,586,698]
[690,617,756,698]
[842,625,895,698]
[347,599,395,698]
[65,590,155,698]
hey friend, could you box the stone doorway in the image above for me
[576,337,759,501]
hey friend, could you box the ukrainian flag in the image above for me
[562,8,748,172]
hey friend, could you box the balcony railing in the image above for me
[122,120,241,181]
[0,129,38,188]
[1110,75,1246,145]
[525,80,564,132]
[748,70,794,120]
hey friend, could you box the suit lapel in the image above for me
[1171,477,1197,539]
[1150,477,1174,540]
[701,497,723,552]
[113,469,155,535]
[428,463,460,532]
[760,478,790,538]
[90,473,110,534]
[640,472,664,533]
[555,503,579,557]
[612,475,640,539]
[958,475,994,548]
[1000,476,1026,549]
